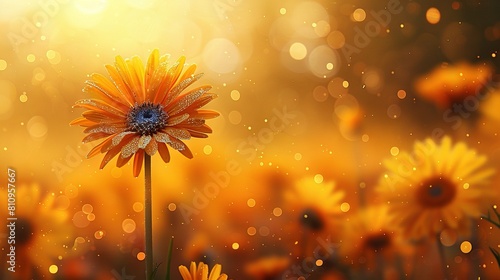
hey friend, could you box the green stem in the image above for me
[145,154,153,280]
[165,237,174,280]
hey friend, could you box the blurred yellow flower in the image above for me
[337,106,364,140]
[339,205,411,268]
[480,89,500,132]
[285,177,345,232]
[414,62,493,109]
[179,262,228,280]
[1,183,71,279]
[244,255,290,280]
[377,136,495,240]
[71,49,219,177]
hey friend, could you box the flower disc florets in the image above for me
[127,102,168,136]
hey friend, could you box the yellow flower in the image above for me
[285,177,345,232]
[71,49,219,177]
[414,62,493,109]
[1,183,71,279]
[339,205,412,267]
[377,136,495,240]
[244,255,290,280]
[337,105,364,141]
[179,262,228,280]
[479,89,500,133]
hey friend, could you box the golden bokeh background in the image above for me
[1,0,500,279]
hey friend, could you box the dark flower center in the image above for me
[300,208,325,231]
[16,217,35,246]
[363,231,391,252]
[416,176,457,208]
[127,102,168,135]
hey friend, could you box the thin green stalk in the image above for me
[482,206,500,267]
[165,237,174,280]
[145,154,153,280]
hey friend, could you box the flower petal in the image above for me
[167,113,190,126]
[190,262,197,280]
[164,127,191,140]
[138,135,152,149]
[167,85,211,116]
[132,150,144,177]
[127,55,146,102]
[164,72,203,106]
[157,142,171,163]
[109,131,136,150]
[82,132,110,143]
[105,64,135,105]
[178,265,193,280]
[121,136,140,158]
[145,49,160,87]
[199,262,208,280]
[116,153,133,167]
[99,145,122,169]
[114,55,140,101]
[187,130,208,138]
[154,56,186,104]
[145,138,158,156]
[87,137,114,158]
[208,264,222,280]
[69,117,95,127]
[177,63,198,86]
[168,138,193,159]
[186,93,218,111]
[189,109,220,119]
[83,124,124,134]
[187,124,213,134]
[153,132,173,145]
[85,73,130,109]
[185,118,205,126]
[82,110,121,123]
[148,62,168,100]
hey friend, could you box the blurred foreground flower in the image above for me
[1,184,71,279]
[414,62,493,108]
[179,262,228,280]
[71,49,219,177]
[377,136,495,240]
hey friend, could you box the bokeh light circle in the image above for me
[27,116,48,139]
[308,45,340,78]
[289,42,308,60]
[203,38,241,74]
[122,219,136,233]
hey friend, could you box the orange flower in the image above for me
[71,49,219,176]
[179,262,228,280]
[414,62,493,108]
[244,255,290,280]
[339,205,412,268]
[377,136,495,240]
[285,177,345,233]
